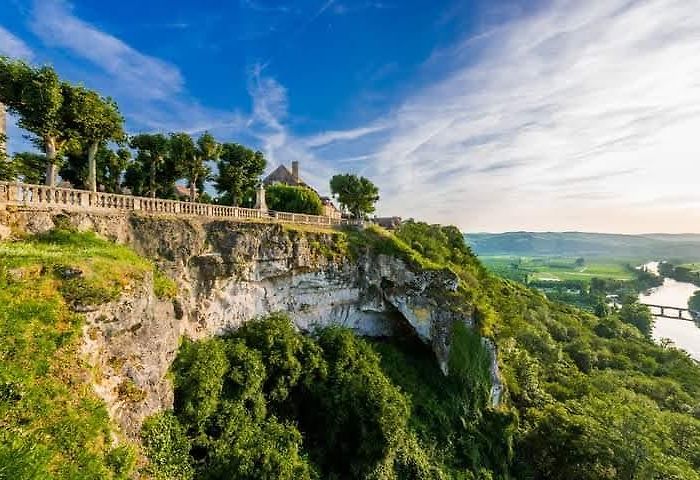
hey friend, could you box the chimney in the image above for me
[292,161,299,183]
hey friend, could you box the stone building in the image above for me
[263,161,303,187]
[263,161,342,219]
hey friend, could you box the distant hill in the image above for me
[465,232,700,261]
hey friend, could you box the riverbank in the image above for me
[639,262,700,361]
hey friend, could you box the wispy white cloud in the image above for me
[0,25,34,59]
[318,0,700,233]
[30,0,182,100]
[331,2,394,15]
[304,124,388,148]
[25,0,244,135]
[246,68,340,193]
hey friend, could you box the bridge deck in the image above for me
[641,303,698,321]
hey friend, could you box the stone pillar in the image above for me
[255,184,268,211]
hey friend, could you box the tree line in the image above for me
[0,56,267,205]
[0,56,381,216]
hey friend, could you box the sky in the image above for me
[1,0,699,234]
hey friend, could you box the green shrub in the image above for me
[154,268,178,299]
[141,412,194,480]
[150,315,501,479]
[266,183,324,215]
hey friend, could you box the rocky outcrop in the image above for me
[1,209,484,437]
[81,272,181,439]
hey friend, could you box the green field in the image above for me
[480,256,637,283]
[681,263,700,272]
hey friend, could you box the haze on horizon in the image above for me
[1,0,698,234]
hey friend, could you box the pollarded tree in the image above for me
[101,147,130,193]
[129,133,170,198]
[214,143,266,206]
[170,132,219,202]
[193,132,219,202]
[0,132,12,181]
[64,85,124,192]
[329,173,380,219]
[0,57,73,186]
[168,132,197,200]
[62,143,131,193]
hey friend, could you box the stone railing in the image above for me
[0,181,353,227]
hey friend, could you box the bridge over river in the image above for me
[641,303,698,321]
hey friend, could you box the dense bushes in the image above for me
[383,221,700,478]
[142,314,502,479]
[265,183,324,215]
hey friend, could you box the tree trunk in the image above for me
[45,137,57,187]
[87,141,99,192]
[189,174,197,202]
[150,155,157,198]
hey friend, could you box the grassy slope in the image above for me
[0,231,171,479]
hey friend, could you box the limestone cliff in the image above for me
[1,209,498,438]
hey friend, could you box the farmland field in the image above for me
[479,256,637,283]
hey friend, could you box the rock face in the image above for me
[1,209,487,437]
[81,272,180,439]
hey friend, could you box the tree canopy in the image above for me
[63,86,124,191]
[330,173,379,218]
[265,183,323,215]
[0,57,73,186]
[128,133,171,198]
[214,143,266,206]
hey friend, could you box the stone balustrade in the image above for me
[0,181,353,227]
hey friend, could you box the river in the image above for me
[639,262,700,360]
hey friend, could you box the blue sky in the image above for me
[2,0,700,233]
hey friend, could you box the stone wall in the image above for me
[0,180,352,228]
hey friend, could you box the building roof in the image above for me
[263,163,341,214]
[263,165,303,187]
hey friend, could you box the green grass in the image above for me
[0,230,160,479]
[680,263,700,273]
[479,255,636,283]
[154,269,178,300]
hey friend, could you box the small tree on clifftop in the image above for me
[329,173,379,219]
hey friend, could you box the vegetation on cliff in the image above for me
[394,223,700,479]
[148,220,700,479]
[142,314,502,479]
[2,222,700,479]
[0,230,165,479]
